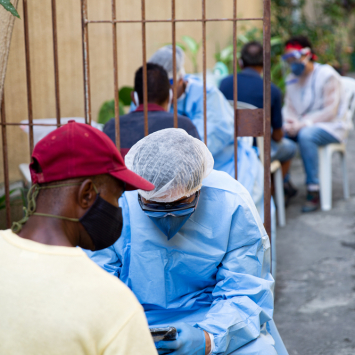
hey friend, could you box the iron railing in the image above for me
[1,0,271,240]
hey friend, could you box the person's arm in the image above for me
[104,308,158,355]
[187,85,234,156]
[272,128,283,142]
[271,87,283,142]
[196,188,274,354]
[301,76,341,124]
[282,85,299,124]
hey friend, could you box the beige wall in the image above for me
[1,0,262,182]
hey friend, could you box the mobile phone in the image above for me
[150,327,177,342]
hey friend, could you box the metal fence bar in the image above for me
[81,0,92,125]
[233,0,238,179]
[111,0,120,150]
[1,93,11,228]
[51,0,61,128]
[0,123,65,127]
[202,0,207,145]
[85,18,264,24]
[263,0,272,240]
[141,0,148,136]
[23,0,34,155]
[171,0,178,128]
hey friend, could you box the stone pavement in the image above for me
[274,129,355,355]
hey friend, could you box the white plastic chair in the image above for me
[319,143,349,211]
[317,77,355,211]
[257,136,286,227]
[341,76,355,126]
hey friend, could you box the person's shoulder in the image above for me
[220,74,234,86]
[202,170,250,197]
[103,112,133,129]
[78,255,140,308]
[317,63,341,79]
[177,114,195,126]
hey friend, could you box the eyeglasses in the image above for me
[138,191,200,213]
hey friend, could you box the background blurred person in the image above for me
[220,41,297,204]
[0,121,157,355]
[282,35,350,212]
[104,63,200,156]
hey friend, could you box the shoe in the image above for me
[302,191,320,213]
[284,181,298,207]
[284,181,298,198]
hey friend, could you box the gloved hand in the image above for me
[155,323,206,355]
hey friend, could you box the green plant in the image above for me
[271,0,355,72]
[177,36,202,73]
[0,188,24,210]
[97,86,133,125]
[0,0,20,18]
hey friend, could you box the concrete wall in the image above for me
[1,0,262,182]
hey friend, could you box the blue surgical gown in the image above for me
[86,170,277,354]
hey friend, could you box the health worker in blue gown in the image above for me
[86,128,288,355]
[148,46,264,210]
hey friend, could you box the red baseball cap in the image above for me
[30,121,155,191]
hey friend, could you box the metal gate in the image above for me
[1,0,271,238]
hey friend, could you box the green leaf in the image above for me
[237,34,249,44]
[220,45,234,61]
[270,37,283,46]
[118,86,133,106]
[182,35,199,54]
[176,42,186,52]
[0,189,19,210]
[97,99,125,125]
[0,0,20,18]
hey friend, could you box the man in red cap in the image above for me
[0,121,157,355]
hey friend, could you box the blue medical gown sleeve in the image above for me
[181,79,234,157]
[196,194,274,354]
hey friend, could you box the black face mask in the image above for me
[80,193,123,251]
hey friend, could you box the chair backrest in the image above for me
[341,76,355,125]
[228,101,264,137]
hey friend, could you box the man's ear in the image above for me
[77,179,97,209]
[239,59,244,69]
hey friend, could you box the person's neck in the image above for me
[18,214,77,247]
[304,61,315,76]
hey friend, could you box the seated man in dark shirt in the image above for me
[104,63,200,153]
[219,41,297,200]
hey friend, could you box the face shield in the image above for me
[282,47,312,77]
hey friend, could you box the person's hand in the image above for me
[284,120,306,137]
[155,323,206,355]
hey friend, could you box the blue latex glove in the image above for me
[156,323,206,355]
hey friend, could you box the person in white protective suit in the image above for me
[282,35,352,212]
[148,45,265,213]
[86,128,288,355]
